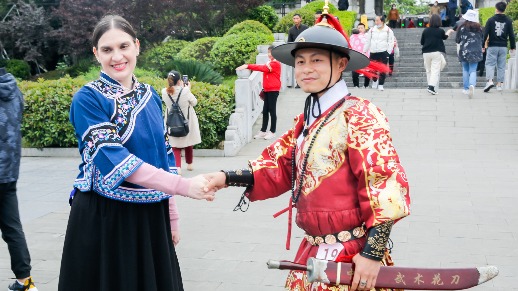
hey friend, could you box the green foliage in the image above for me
[18,77,83,147]
[4,59,31,80]
[64,57,95,77]
[384,0,428,15]
[506,0,518,21]
[513,20,518,35]
[302,1,338,14]
[479,7,494,26]
[224,20,273,37]
[176,37,220,63]
[161,59,223,85]
[140,39,189,69]
[247,5,279,31]
[273,9,314,33]
[190,82,234,149]
[210,32,274,75]
[334,11,357,35]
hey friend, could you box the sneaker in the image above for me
[462,89,469,95]
[371,80,378,89]
[496,84,503,91]
[254,131,266,139]
[186,163,193,171]
[353,86,360,89]
[483,80,494,92]
[378,85,384,91]
[427,85,437,95]
[468,85,474,98]
[8,277,38,291]
[263,131,275,140]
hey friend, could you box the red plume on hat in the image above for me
[315,4,390,79]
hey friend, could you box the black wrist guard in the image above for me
[360,220,394,261]
[221,169,254,187]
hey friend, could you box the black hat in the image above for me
[272,25,370,71]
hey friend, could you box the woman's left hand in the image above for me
[350,254,381,290]
[171,230,180,246]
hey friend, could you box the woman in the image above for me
[421,14,452,95]
[162,71,201,172]
[206,12,410,291]
[429,1,441,16]
[456,10,483,98]
[387,4,399,29]
[59,15,214,291]
[236,45,281,140]
[364,15,395,91]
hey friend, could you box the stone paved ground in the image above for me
[1,86,517,290]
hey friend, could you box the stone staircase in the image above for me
[345,27,487,89]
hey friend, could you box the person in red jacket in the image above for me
[236,45,281,140]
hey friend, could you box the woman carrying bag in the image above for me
[162,71,201,172]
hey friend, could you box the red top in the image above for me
[247,60,281,92]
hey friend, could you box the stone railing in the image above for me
[223,33,288,156]
[504,51,517,90]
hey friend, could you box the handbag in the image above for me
[259,89,265,101]
[166,88,190,137]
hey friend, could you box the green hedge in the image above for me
[140,39,189,69]
[210,32,274,75]
[18,73,234,149]
[176,37,220,63]
[1,59,31,80]
[479,7,494,26]
[507,0,518,21]
[274,9,315,33]
[224,20,273,37]
[247,5,279,31]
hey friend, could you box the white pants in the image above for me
[423,52,446,87]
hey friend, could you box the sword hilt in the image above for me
[267,260,312,272]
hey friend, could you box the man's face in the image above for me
[294,48,347,96]
[358,25,365,33]
[293,15,302,25]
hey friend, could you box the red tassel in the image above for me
[273,198,295,250]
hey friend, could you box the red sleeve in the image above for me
[247,63,271,73]
[246,117,301,201]
[270,60,281,73]
[346,99,410,229]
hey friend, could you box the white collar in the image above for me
[297,80,349,145]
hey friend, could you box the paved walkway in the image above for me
[1,87,517,290]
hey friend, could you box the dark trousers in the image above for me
[389,52,395,75]
[388,20,398,29]
[369,51,390,85]
[172,146,193,167]
[261,91,279,133]
[352,71,370,87]
[448,8,456,27]
[0,181,31,279]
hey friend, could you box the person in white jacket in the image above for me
[364,15,394,91]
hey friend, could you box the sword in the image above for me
[267,258,498,290]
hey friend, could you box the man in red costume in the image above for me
[206,9,410,291]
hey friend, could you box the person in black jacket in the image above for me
[0,67,39,291]
[287,14,309,43]
[483,1,516,92]
[421,14,453,95]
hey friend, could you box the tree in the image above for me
[384,0,429,16]
[0,1,52,66]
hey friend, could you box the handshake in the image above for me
[185,172,228,201]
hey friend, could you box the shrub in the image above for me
[64,57,95,77]
[479,7,494,26]
[18,76,83,147]
[247,5,279,31]
[140,39,189,69]
[176,37,220,63]
[334,10,357,35]
[507,0,518,21]
[514,20,518,35]
[5,59,31,80]
[302,0,338,14]
[161,59,223,85]
[210,32,274,75]
[224,20,272,37]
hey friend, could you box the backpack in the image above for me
[166,88,190,137]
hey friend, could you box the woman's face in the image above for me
[93,28,140,88]
[294,48,347,96]
[358,25,366,33]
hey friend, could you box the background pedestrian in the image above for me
[456,10,484,98]
[364,15,394,91]
[162,71,202,172]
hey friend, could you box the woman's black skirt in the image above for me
[58,191,183,291]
